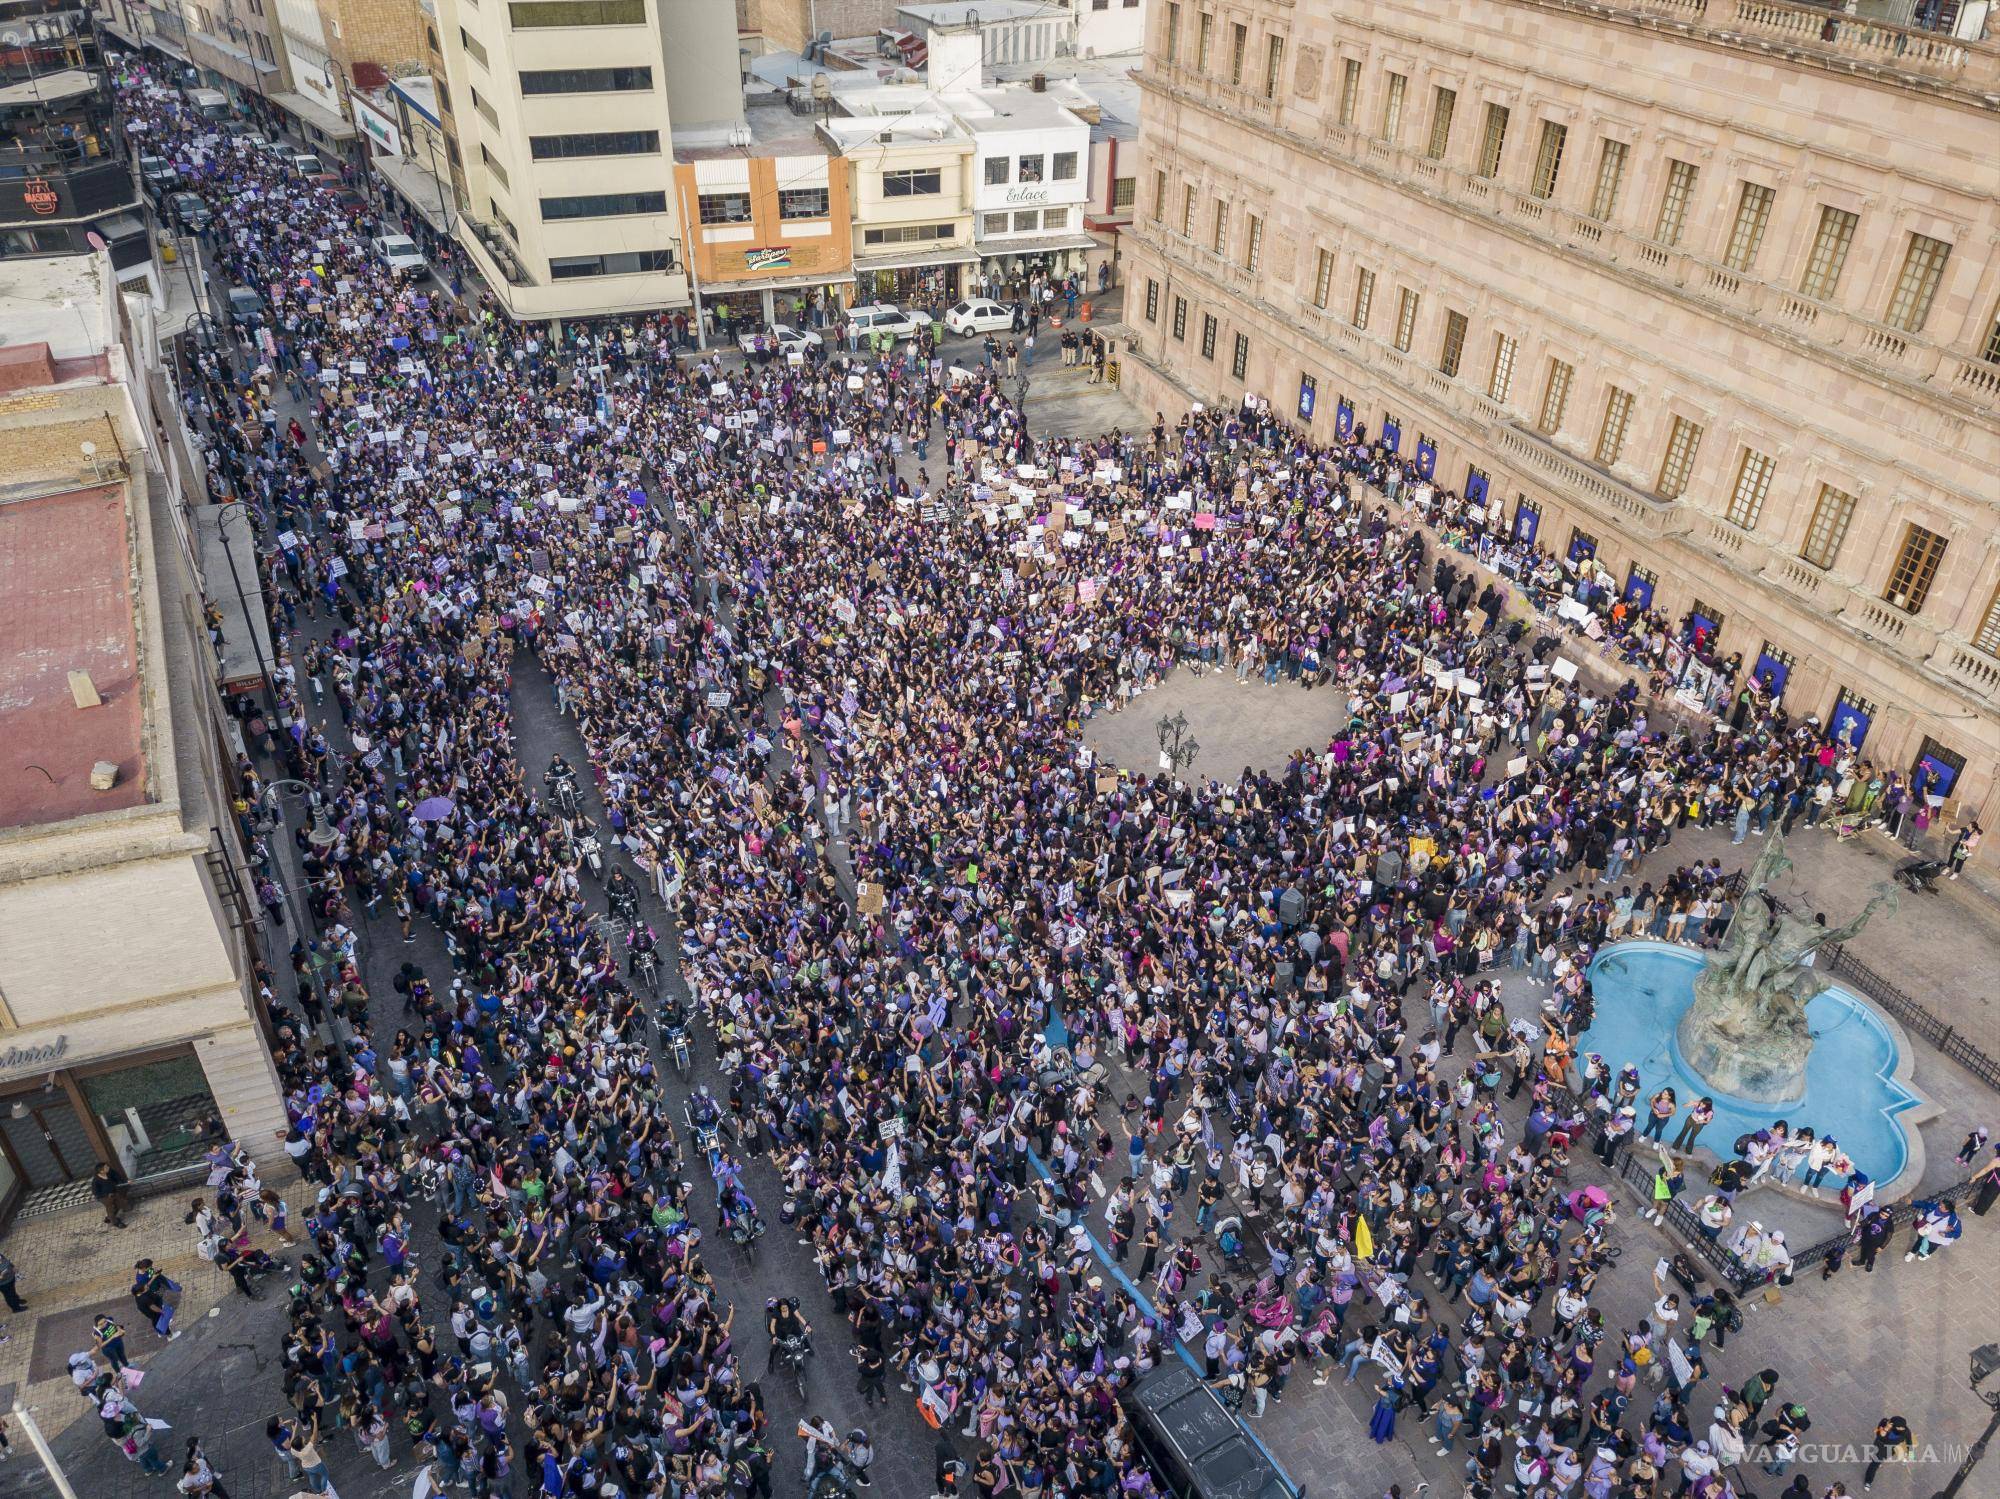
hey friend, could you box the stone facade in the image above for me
[1121,0,2000,836]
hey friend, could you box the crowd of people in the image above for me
[107,51,1989,1499]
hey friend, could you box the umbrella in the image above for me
[412,796,455,822]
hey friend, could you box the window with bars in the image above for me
[1264,34,1283,98]
[1197,11,1213,71]
[1201,313,1218,359]
[1658,415,1704,499]
[1114,177,1136,208]
[1182,184,1197,238]
[1884,232,1952,334]
[1539,358,1572,433]
[1338,58,1360,128]
[1381,72,1407,141]
[1596,386,1634,465]
[1723,182,1774,272]
[1588,138,1627,222]
[1211,200,1228,254]
[1654,159,1698,246]
[1145,279,1159,322]
[1476,102,1509,179]
[1982,308,2000,365]
[1799,206,1857,301]
[1230,22,1247,85]
[1886,523,1947,613]
[1439,309,1468,377]
[1726,448,1775,529]
[1800,483,1856,569]
[1352,266,1374,329]
[1530,120,1566,201]
[1489,333,1517,403]
[1151,169,1166,220]
[1973,586,2000,657]
[1312,248,1334,309]
[1244,214,1263,271]
[1394,287,1420,352]
[1164,2,1180,63]
[1173,296,1188,340]
[1232,333,1250,379]
[1427,88,1455,161]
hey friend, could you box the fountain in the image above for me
[1675,829,1898,1104]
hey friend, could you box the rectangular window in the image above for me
[1264,34,1284,98]
[1393,286,1419,352]
[1338,58,1360,129]
[1801,484,1857,569]
[1053,152,1078,181]
[1981,307,2000,365]
[530,130,660,159]
[860,221,951,245]
[1042,207,1069,230]
[1312,248,1334,309]
[1886,523,1947,613]
[1165,2,1180,63]
[508,0,647,27]
[1232,332,1250,379]
[540,190,666,220]
[1197,11,1213,71]
[1726,448,1776,529]
[1017,155,1045,183]
[1172,183,1193,238]
[1723,181,1775,272]
[1173,296,1188,340]
[779,187,829,219]
[479,145,509,189]
[1145,279,1160,322]
[1211,199,1228,255]
[1380,72,1406,141]
[519,66,653,93]
[1150,169,1165,219]
[548,248,674,278]
[1799,205,1858,300]
[1588,137,1627,221]
[1657,415,1704,500]
[1539,357,1572,432]
[1243,213,1262,271]
[1201,313,1218,359]
[983,212,1010,236]
[1529,119,1566,201]
[696,191,752,224]
[1439,309,1468,377]
[985,157,1010,186]
[1596,386,1634,465]
[459,26,489,68]
[1230,23,1246,85]
[1013,210,1039,232]
[1426,87,1455,161]
[1476,102,1509,179]
[1885,232,1952,334]
[1352,266,1374,329]
[1973,586,2000,656]
[1654,159,1699,247]
[1489,333,1517,403]
[881,168,942,197]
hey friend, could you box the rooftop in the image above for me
[0,66,97,109]
[674,97,833,161]
[896,1,1050,26]
[990,56,1139,139]
[0,254,116,367]
[0,482,148,831]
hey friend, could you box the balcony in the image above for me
[0,153,136,225]
[1841,592,1940,657]
[1491,422,1690,537]
[1933,642,2000,704]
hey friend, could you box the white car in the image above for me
[845,303,933,343]
[944,297,1015,336]
[737,323,823,358]
[372,234,428,277]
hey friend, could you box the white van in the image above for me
[186,87,231,122]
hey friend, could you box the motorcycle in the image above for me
[769,1332,810,1399]
[1896,856,1946,894]
[578,834,604,881]
[549,770,580,820]
[631,946,658,992]
[663,1017,692,1080]
[607,882,639,929]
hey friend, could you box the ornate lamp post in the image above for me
[1157,710,1199,780]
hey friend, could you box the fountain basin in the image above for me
[1579,940,1931,1197]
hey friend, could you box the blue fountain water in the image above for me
[1578,940,1919,1186]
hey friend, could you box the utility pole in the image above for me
[12,1403,80,1499]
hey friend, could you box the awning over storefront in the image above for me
[99,18,142,49]
[708,269,857,296]
[975,231,1099,259]
[267,89,357,141]
[372,153,452,234]
[189,32,280,78]
[194,504,274,694]
[852,245,979,276]
[143,32,193,66]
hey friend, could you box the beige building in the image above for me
[1122,0,2000,835]
[0,255,286,1224]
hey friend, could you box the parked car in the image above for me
[736,323,823,358]
[138,155,180,197]
[943,297,1015,336]
[288,152,326,178]
[844,302,932,344]
[167,191,211,232]
[1121,1361,1295,1499]
[226,286,265,326]
[371,234,428,278]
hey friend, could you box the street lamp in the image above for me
[258,778,336,938]
[1931,1344,2000,1499]
[1157,710,1200,780]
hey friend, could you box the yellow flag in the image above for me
[1354,1215,1374,1261]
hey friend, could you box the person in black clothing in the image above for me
[855,1344,887,1406]
[92,1161,131,1228]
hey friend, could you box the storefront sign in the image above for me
[353,97,402,158]
[23,177,58,216]
[746,246,792,272]
[0,1034,68,1076]
[1004,185,1052,206]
